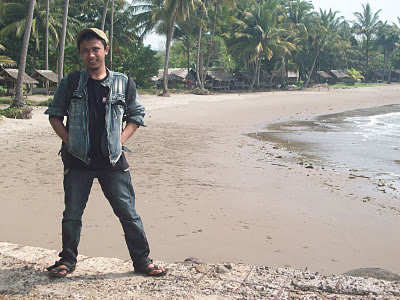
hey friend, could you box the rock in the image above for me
[342,268,400,282]
[184,257,204,264]
[195,264,209,273]
[223,263,233,270]
[215,265,229,274]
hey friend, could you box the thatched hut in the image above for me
[31,69,58,94]
[316,71,332,83]
[204,70,235,90]
[329,70,350,83]
[0,68,38,95]
[152,68,196,89]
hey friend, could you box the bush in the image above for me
[0,97,12,104]
[0,106,33,119]
[192,88,210,95]
[0,86,7,96]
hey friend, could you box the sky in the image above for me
[312,0,399,24]
[143,0,400,50]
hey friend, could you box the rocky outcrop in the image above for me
[1,242,399,299]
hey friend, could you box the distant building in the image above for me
[0,68,38,95]
[152,68,197,89]
[31,69,59,94]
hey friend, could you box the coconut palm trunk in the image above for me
[383,49,387,81]
[387,49,395,83]
[269,59,279,88]
[109,0,114,70]
[13,0,36,107]
[303,48,320,88]
[249,57,260,89]
[162,2,180,96]
[100,0,110,31]
[58,0,69,82]
[202,2,217,85]
[45,0,49,89]
[365,36,369,80]
[195,24,203,88]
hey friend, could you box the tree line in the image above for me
[1,0,399,105]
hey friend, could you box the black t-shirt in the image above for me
[51,73,135,171]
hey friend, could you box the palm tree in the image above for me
[230,0,294,89]
[201,0,236,87]
[303,9,348,88]
[0,0,79,70]
[375,22,391,81]
[13,0,35,107]
[45,0,49,87]
[195,0,207,89]
[58,0,69,82]
[174,19,197,81]
[109,0,114,70]
[353,3,381,80]
[284,0,313,81]
[385,23,400,83]
[100,0,110,31]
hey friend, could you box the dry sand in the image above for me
[1,85,400,286]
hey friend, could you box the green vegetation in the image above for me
[331,82,379,89]
[0,105,33,119]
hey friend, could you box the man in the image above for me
[44,28,166,278]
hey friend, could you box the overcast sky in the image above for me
[311,0,399,23]
[143,0,400,50]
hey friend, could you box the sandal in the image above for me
[47,261,75,278]
[135,264,168,277]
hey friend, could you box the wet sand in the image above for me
[1,85,400,276]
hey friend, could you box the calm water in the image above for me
[251,104,400,198]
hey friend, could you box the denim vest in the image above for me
[45,69,146,165]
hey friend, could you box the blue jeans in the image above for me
[59,168,152,270]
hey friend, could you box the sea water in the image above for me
[257,104,400,198]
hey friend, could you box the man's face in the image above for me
[79,38,109,71]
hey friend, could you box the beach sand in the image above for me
[1,85,399,277]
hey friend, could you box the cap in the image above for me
[77,28,109,46]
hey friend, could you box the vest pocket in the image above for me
[68,94,83,119]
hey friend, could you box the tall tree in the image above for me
[58,0,69,82]
[303,9,347,88]
[13,0,35,107]
[100,0,110,31]
[230,0,294,88]
[148,0,203,95]
[109,0,114,70]
[353,3,381,80]
[45,0,49,88]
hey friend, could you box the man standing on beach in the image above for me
[44,28,166,278]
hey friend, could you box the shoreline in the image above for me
[1,85,400,278]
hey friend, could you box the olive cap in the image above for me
[77,28,109,45]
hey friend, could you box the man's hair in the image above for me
[77,31,107,51]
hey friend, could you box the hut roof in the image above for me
[0,68,38,84]
[392,69,400,75]
[207,70,234,81]
[154,68,193,81]
[329,70,347,78]
[31,69,58,82]
[317,71,332,78]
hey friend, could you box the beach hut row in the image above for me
[152,68,299,90]
[0,67,58,95]
[315,70,353,84]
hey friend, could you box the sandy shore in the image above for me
[1,85,400,279]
